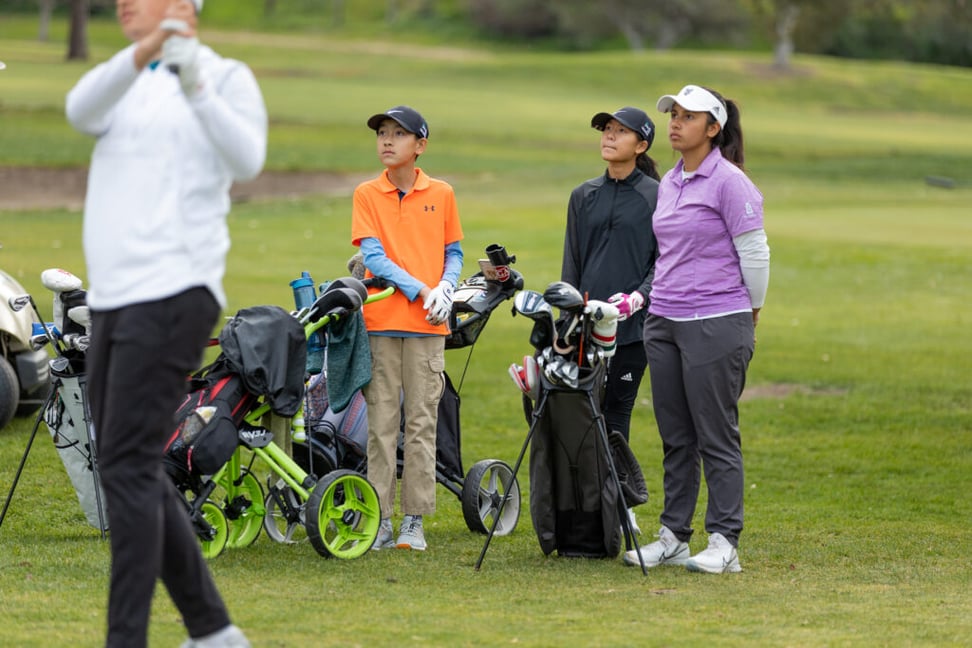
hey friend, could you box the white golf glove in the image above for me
[607,291,645,322]
[423,280,454,325]
[160,20,203,97]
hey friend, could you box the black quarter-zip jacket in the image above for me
[561,167,659,346]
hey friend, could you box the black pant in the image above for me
[602,341,648,442]
[88,288,230,648]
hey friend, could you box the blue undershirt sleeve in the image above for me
[442,241,464,287]
[359,237,425,301]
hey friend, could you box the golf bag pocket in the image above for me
[166,373,253,476]
[45,369,109,531]
[304,372,369,460]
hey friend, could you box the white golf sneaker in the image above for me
[685,532,742,573]
[626,508,641,535]
[622,525,689,568]
[180,624,250,648]
[396,514,427,551]
[371,518,395,550]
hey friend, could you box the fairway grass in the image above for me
[2,17,971,647]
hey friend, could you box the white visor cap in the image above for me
[657,85,727,128]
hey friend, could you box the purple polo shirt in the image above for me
[649,147,764,319]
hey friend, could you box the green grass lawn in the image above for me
[2,15,972,647]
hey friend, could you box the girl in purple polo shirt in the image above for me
[623,85,770,574]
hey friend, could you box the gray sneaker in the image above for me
[396,514,427,551]
[622,525,690,568]
[685,532,742,573]
[372,518,395,550]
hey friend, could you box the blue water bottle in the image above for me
[291,271,325,374]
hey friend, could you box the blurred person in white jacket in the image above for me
[65,1,265,646]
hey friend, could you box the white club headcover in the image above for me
[67,305,92,334]
[40,268,83,292]
[586,299,619,358]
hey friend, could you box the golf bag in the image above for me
[164,361,257,479]
[299,370,370,475]
[297,365,463,481]
[165,305,306,483]
[44,354,109,531]
[510,282,648,559]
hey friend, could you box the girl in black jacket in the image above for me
[561,106,660,534]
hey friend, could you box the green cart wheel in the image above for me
[305,469,381,559]
[197,499,229,559]
[221,469,265,549]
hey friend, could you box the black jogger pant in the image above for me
[88,287,230,648]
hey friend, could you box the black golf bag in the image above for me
[164,305,307,486]
[528,361,645,558]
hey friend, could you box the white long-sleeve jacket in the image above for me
[66,43,267,310]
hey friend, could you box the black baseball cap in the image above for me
[367,105,430,139]
[591,106,655,148]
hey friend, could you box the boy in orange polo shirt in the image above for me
[351,105,464,551]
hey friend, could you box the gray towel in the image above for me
[325,310,371,413]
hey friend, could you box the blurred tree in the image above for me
[68,0,89,61]
[465,0,558,38]
[38,0,55,42]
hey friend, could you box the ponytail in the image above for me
[635,152,661,181]
[704,87,745,170]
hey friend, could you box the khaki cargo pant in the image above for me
[364,335,445,519]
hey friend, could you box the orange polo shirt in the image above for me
[351,167,463,334]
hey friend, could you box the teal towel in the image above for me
[326,310,371,413]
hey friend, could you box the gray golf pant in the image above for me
[643,312,754,547]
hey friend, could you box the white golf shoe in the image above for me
[622,525,689,568]
[685,532,742,573]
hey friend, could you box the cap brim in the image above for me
[656,95,678,113]
[590,112,614,130]
[367,113,390,131]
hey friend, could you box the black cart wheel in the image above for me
[461,459,520,535]
[0,356,18,431]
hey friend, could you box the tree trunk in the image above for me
[67,0,89,61]
[264,0,277,17]
[773,3,800,69]
[38,0,56,42]
[331,0,346,27]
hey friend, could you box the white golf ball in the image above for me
[0,61,7,71]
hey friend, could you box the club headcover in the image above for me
[508,362,528,395]
[67,305,92,334]
[543,281,585,314]
[308,286,362,322]
[523,354,539,401]
[325,276,368,304]
[346,253,366,280]
[40,268,83,293]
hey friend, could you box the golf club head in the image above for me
[513,290,551,320]
[542,281,584,313]
[8,294,31,312]
[30,334,50,351]
[40,268,83,293]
